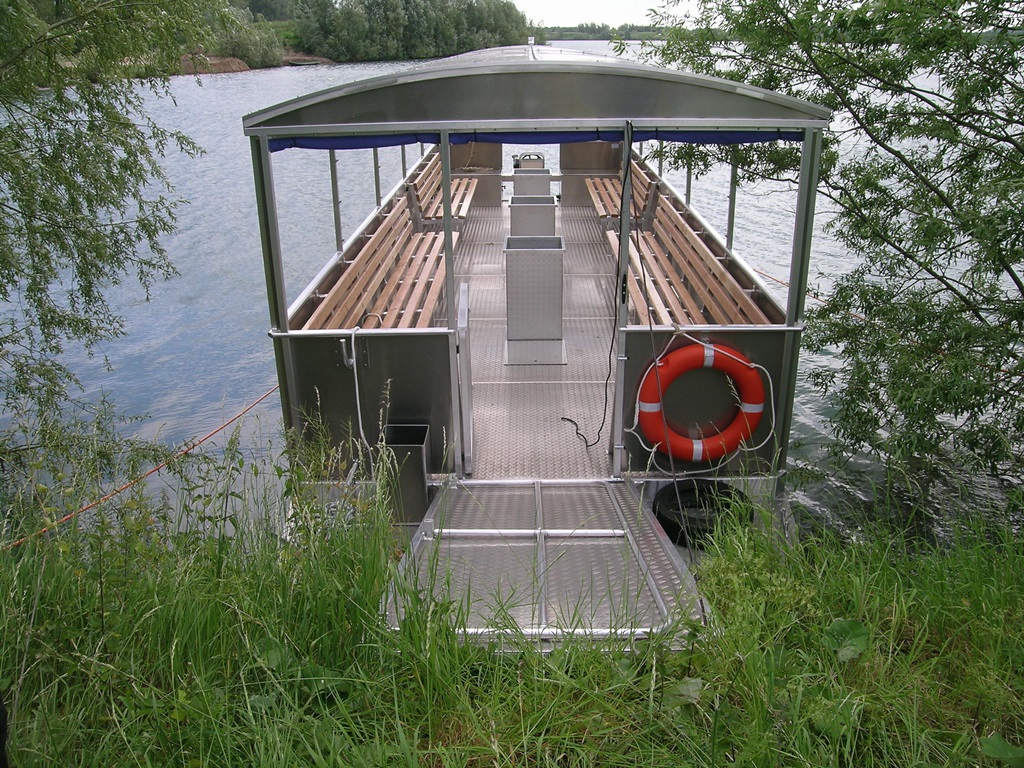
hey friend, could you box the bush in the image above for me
[266,20,300,51]
[210,7,283,68]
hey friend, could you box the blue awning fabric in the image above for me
[267,128,804,153]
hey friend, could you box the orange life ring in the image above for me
[638,343,765,462]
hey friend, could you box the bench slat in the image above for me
[652,215,733,324]
[606,188,770,326]
[303,197,411,330]
[327,217,413,330]
[302,192,453,332]
[636,232,708,323]
[586,177,620,218]
[397,232,452,329]
[379,234,438,328]
[653,197,767,324]
[411,152,477,220]
[585,159,656,220]
[606,231,675,325]
[415,253,447,329]
[362,232,437,329]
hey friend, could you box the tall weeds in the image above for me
[1,425,1022,766]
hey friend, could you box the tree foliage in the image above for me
[0,0,216,454]
[645,0,1024,478]
[209,6,284,67]
[543,23,665,41]
[244,0,291,22]
[293,0,532,61]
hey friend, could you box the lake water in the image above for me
[72,43,874,531]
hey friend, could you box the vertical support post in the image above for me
[440,134,464,476]
[456,283,473,475]
[611,121,634,476]
[727,151,739,250]
[329,149,343,251]
[401,144,408,177]
[373,147,382,207]
[658,140,664,178]
[440,137,457,331]
[685,160,693,205]
[787,129,823,325]
[250,136,297,432]
[776,128,823,475]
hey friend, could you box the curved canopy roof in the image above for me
[243,45,831,151]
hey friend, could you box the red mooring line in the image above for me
[1,385,280,552]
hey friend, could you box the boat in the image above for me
[242,44,829,643]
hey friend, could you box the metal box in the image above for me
[383,423,431,525]
[513,168,551,195]
[504,235,565,364]
[509,195,556,236]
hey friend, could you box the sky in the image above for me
[513,0,660,27]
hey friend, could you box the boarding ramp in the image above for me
[388,480,705,642]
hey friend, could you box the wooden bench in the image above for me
[586,176,621,219]
[408,151,478,224]
[610,195,769,326]
[302,195,456,331]
[609,230,696,326]
[585,159,659,224]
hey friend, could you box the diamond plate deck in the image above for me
[389,480,705,641]
[389,200,704,642]
[455,203,617,480]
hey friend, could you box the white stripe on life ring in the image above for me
[741,402,765,413]
[692,440,703,461]
[703,344,715,368]
[638,401,662,413]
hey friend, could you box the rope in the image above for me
[753,267,867,321]
[1,385,280,552]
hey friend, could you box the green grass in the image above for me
[2,435,1023,766]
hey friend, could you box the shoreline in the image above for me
[178,51,335,75]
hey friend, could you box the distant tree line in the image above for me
[198,0,665,66]
[290,0,534,61]
[543,23,665,41]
